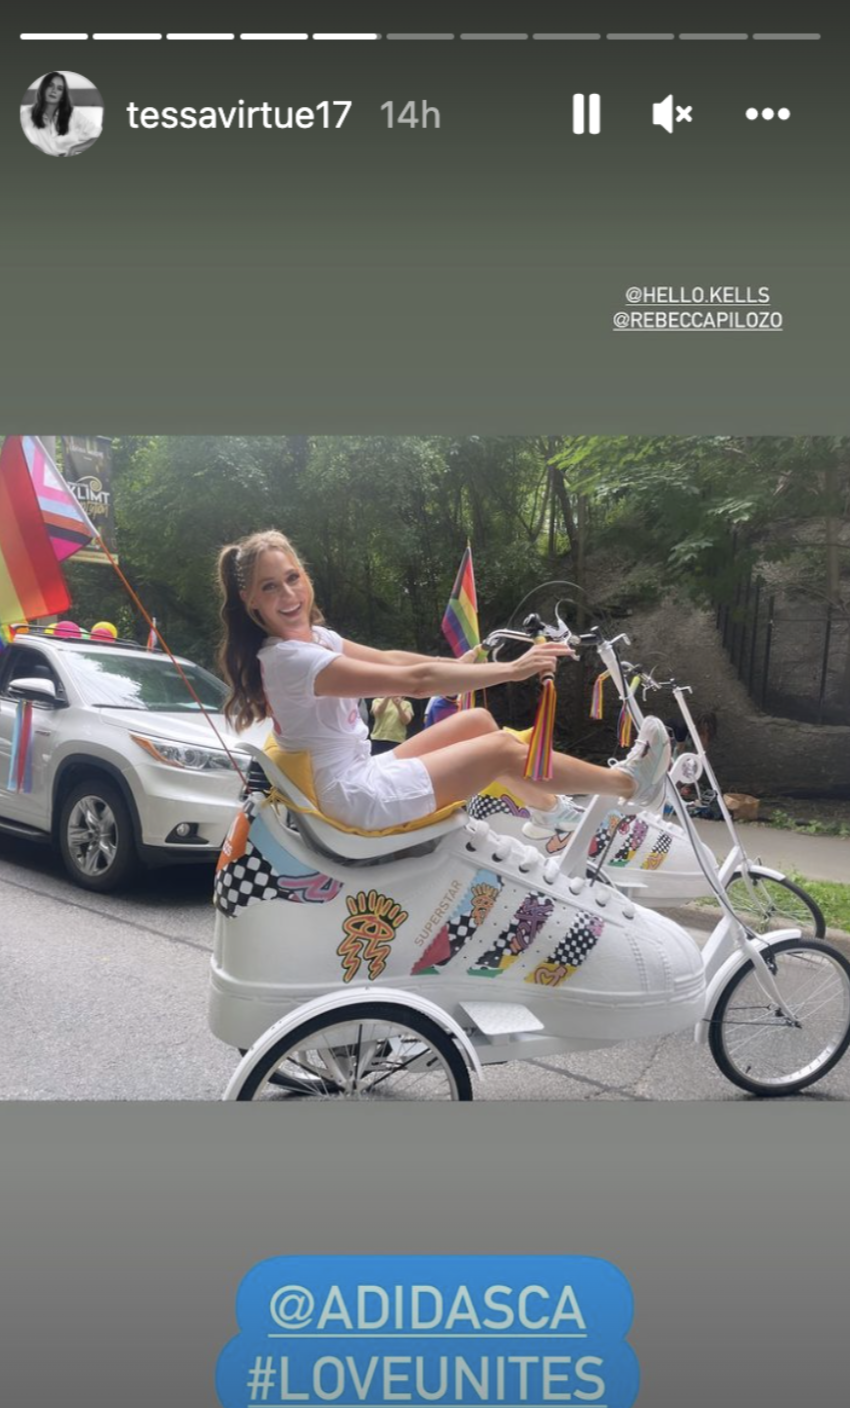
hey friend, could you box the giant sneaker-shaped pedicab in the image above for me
[210,690,850,1099]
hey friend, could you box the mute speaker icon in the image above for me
[652,95,675,133]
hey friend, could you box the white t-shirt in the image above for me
[258,627,370,789]
[21,106,101,156]
[257,626,436,831]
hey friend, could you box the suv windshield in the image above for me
[63,650,229,712]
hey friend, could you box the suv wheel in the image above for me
[58,778,139,892]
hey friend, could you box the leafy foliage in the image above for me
[59,435,849,671]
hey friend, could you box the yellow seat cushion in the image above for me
[262,737,465,838]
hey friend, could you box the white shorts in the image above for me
[316,752,437,831]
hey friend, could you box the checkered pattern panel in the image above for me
[443,913,478,962]
[547,911,605,969]
[468,793,528,821]
[213,838,280,917]
[641,832,673,870]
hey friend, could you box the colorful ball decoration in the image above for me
[54,620,83,638]
[12,622,29,635]
[90,621,118,641]
[45,623,57,635]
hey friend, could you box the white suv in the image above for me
[0,633,268,891]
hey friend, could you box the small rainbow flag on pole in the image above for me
[441,543,481,710]
[0,437,72,625]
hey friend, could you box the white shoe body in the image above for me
[210,801,706,1053]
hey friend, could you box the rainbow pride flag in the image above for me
[442,544,481,711]
[0,436,72,624]
[22,435,97,562]
[442,544,480,656]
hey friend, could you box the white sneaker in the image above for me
[523,795,585,838]
[613,716,671,811]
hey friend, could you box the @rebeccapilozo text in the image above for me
[126,99,352,130]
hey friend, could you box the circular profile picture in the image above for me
[21,70,104,157]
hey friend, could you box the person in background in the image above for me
[370,695,414,755]
[424,694,460,729]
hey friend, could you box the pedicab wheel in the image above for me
[709,938,850,1096]
[236,1002,474,1101]
[724,868,825,940]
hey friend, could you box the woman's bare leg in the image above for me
[412,731,637,812]
[391,708,498,758]
[391,710,558,811]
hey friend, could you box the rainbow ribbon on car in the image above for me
[8,698,34,793]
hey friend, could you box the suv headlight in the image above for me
[130,734,248,773]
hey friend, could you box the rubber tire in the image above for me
[58,777,139,893]
[236,1002,474,1101]
[708,938,850,1096]
[724,867,826,940]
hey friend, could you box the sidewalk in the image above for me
[673,821,850,946]
[694,819,849,884]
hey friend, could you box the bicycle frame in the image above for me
[589,632,799,1024]
[669,683,781,911]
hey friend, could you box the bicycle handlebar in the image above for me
[483,607,695,709]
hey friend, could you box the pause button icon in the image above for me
[573,93,601,134]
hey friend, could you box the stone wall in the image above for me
[620,600,850,797]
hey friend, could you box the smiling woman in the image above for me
[216,530,669,835]
[20,69,104,157]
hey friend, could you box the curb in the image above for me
[670,903,850,951]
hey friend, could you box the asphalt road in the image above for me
[2,834,850,1102]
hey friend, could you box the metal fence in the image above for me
[716,576,850,725]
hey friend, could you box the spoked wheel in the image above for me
[709,938,850,1096]
[724,868,825,940]
[235,1002,473,1101]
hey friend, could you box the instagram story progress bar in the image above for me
[573,94,601,134]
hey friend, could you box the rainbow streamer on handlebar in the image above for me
[617,676,641,747]
[617,704,633,748]
[590,670,609,719]
[524,677,556,780]
[591,669,640,746]
[524,634,557,780]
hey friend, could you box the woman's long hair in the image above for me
[217,530,324,731]
[32,72,73,135]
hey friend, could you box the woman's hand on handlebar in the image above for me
[510,642,576,682]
